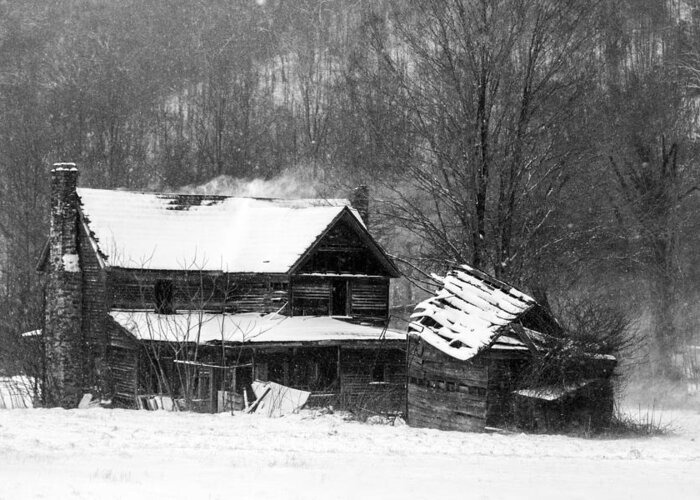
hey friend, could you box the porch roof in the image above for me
[110,311,405,345]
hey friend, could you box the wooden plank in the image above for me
[108,269,272,312]
[407,401,486,432]
[408,370,487,389]
[408,401,486,424]
[408,384,487,415]
[245,387,271,414]
[408,377,486,403]
[408,362,488,388]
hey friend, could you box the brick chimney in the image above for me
[350,185,369,226]
[44,163,84,407]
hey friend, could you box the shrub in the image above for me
[514,296,634,433]
[521,296,634,390]
[603,404,671,437]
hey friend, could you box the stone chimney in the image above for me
[44,163,84,407]
[350,185,370,226]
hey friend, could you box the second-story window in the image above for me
[154,279,175,314]
[331,280,348,316]
[371,363,389,384]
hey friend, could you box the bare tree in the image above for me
[598,0,700,376]
[351,0,600,282]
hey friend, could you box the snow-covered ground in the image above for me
[1,407,699,500]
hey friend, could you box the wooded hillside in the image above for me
[1,0,700,377]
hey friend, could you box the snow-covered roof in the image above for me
[78,188,362,272]
[408,265,536,361]
[110,311,406,345]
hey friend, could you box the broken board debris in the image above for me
[247,380,310,417]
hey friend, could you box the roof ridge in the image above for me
[76,186,349,203]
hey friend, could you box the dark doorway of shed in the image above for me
[332,280,348,316]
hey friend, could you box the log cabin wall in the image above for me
[107,269,288,314]
[78,222,109,392]
[290,276,389,322]
[290,278,331,316]
[339,347,406,413]
[291,215,392,322]
[104,319,138,407]
[350,279,389,321]
[407,335,489,432]
[108,346,138,407]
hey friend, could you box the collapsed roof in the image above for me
[77,188,374,273]
[408,264,540,361]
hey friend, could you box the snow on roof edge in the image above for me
[111,310,406,345]
[409,264,537,361]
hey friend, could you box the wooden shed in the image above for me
[406,265,616,432]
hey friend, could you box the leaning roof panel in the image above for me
[77,188,356,272]
[409,264,536,361]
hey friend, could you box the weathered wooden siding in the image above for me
[108,269,286,314]
[290,278,331,315]
[290,276,389,321]
[78,222,109,392]
[407,335,489,432]
[107,346,138,407]
[104,317,139,407]
[339,347,406,413]
[297,218,388,276]
[228,277,272,312]
[350,279,389,320]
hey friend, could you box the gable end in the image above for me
[289,207,400,277]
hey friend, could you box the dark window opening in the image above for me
[331,281,348,316]
[292,298,329,316]
[314,356,337,391]
[268,358,286,385]
[154,280,175,314]
[371,363,388,383]
[288,356,338,391]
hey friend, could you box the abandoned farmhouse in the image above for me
[39,163,405,412]
[35,162,616,431]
